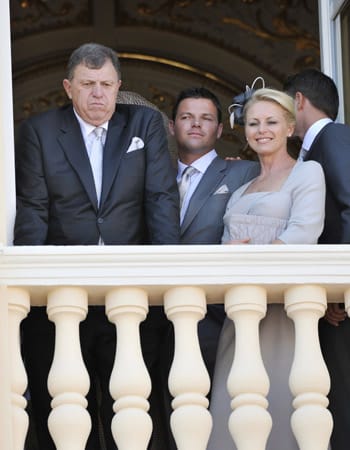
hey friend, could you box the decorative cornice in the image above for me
[10,0,91,38]
[115,0,320,82]
[119,52,235,91]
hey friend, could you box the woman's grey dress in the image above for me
[207,161,326,450]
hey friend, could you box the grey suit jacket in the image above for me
[181,157,259,244]
[14,103,180,245]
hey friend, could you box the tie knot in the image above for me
[181,165,197,181]
[93,127,104,139]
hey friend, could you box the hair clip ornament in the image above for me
[228,76,265,129]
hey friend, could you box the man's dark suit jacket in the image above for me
[305,122,350,244]
[14,103,180,245]
[14,102,180,450]
[306,121,350,450]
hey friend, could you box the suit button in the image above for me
[97,218,104,224]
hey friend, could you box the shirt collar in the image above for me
[302,118,332,151]
[73,108,109,142]
[177,149,217,178]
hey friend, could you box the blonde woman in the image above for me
[208,88,326,450]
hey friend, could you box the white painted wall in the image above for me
[318,0,348,121]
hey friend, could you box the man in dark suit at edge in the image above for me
[284,69,350,450]
[14,42,180,449]
[162,87,259,448]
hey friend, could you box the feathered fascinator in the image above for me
[228,77,265,129]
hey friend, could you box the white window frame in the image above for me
[319,0,349,122]
[0,1,16,245]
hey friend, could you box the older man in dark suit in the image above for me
[284,68,350,450]
[14,42,180,449]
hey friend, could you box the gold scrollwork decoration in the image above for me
[223,2,319,53]
[11,0,89,34]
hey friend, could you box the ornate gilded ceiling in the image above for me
[10,0,320,156]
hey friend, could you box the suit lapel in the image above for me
[57,106,128,211]
[181,157,226,234]
[57,107,98,210]
[100,108,128,206]
[305,123,331,161]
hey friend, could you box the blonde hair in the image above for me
[243,88,295,126]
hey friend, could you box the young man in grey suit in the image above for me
[161,87,259,449]
[169,87,259,377]
[14,42,180,449]
[284,69,350,450]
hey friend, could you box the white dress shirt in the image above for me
[301,117,332,158]
[74,110,108,244]
[177,149,217,224]
[73,109,108,149]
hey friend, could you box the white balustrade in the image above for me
[47,287,91,450]
[1,245,350,449]
[285,285,333,450]
[7,287,30,450]
[164,286,212,450]
[225,285,272,450]
[105,287,152,450]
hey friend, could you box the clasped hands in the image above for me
[324,303,348,326]
[224,238,283,245]
[225,238,251,244]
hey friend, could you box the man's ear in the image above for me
[63,79,72,100]
[168,120,175,136]
[217,123,223,139]
[295,91,305,111]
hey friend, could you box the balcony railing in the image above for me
[1,244,349,450]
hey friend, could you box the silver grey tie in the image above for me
[178,166,197,209]
[89,127,104,205]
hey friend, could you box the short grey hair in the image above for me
[66,43,121,80]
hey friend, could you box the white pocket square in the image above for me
[214,184,230,195]
[126,137,145,153]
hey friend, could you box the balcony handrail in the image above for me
[0,244,349,304]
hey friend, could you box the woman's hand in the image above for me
[225,238,251,245]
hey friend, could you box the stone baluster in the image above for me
[47,287,91,450]
[164,286,212,450]
[225,285,272,450]
[285,285,332,450]
[0,286,12,449]
[105,287,152,450]
[7,287,30,450]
